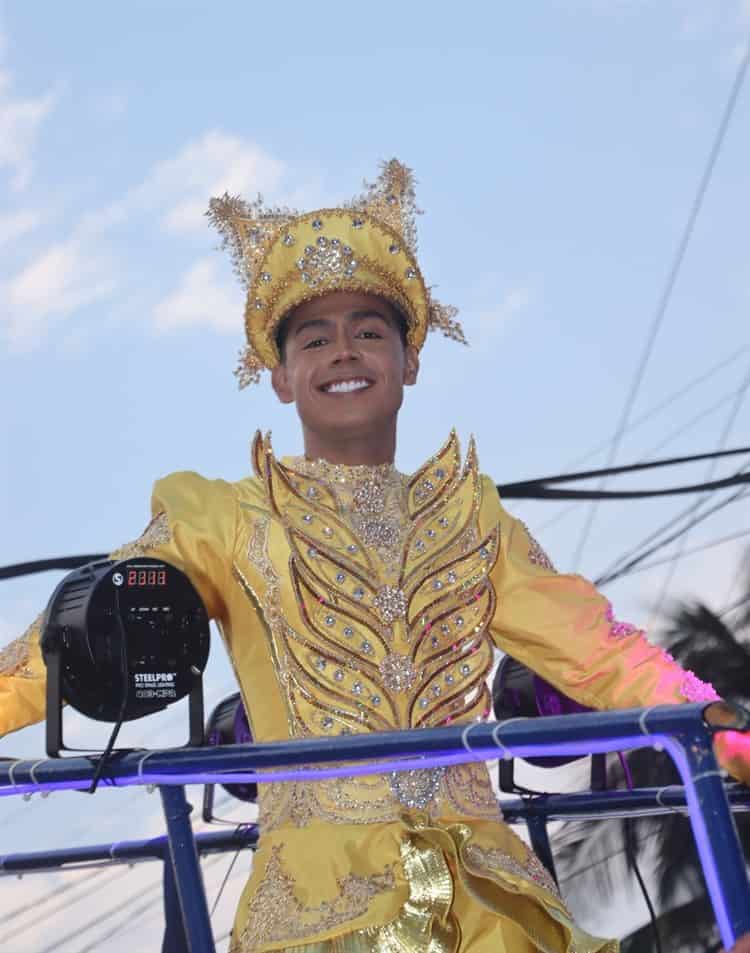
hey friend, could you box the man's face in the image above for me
[271,291,419,441]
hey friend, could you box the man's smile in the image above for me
[320,377,374,394]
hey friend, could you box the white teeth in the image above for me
[324,379,371,394]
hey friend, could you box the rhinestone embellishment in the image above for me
[353,479,386,516]
[297,235,357,287]
[372,586,407,624]
[388,767,445,809]
[379,653,418,693]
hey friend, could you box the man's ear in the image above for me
[403,345,419,386]
[271,363,295,404]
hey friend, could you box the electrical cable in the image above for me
[619,753,663,953]
[538,386,750,533]
[1,865,117,928]
[625,816,663,953]
[649,360,750,622]
[76,890,167,953]
[592,456,750,584]
[500,446,750,493]
[599,527,750,581]
[87,586,130,794]
[557,826,663,885]
[538,350,750,533]
[62,851,232,953]
[501,469,750,500]
[5,447,750,587]
[210,840,244,916]
[595,484,750,586]
[565,345,750,471]
[4,820,239,946]
[570,39,750,570]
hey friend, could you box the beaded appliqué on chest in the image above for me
[250,431,500,809]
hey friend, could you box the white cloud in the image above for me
[129,131,285,234]
[0,69,59,191]
[0,208,39,244]
[153,256,242,333]
[477,285,532,335]
[2,128,288,348]
[3,238,117,345]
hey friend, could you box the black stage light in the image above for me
[41,557,210,761]
[202,692,256,823]
[492,656,606,792]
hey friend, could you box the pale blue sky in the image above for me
[1,2,749,948]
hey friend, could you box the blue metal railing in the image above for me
[1,704,749,952]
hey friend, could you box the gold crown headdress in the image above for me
[206,159,467,388]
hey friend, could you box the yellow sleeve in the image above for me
[479,475,750,784]
[0,471,238,739]
[0,613,48,738]
[112,471,238,622]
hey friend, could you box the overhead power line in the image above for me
[648,359,750,621]
[538,381,750,534]
[595,483,750,586]
[600,527,750,582]
[565,344,750,471]
[3,446,750,582]
[571,39,750,569]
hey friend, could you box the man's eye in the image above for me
[303,337,327,349]
[358,329,382,339]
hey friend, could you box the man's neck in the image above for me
[302,425,397,466]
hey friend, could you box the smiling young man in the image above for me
[271,292,418,465]
[1,160,749,953]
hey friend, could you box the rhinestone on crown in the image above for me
[298,237,357,288]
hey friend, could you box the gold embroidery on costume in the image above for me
[235,512,297,735]
[442,763,504,821]
[520,522,556,573]
[463,842,561,901]
[240,431,502,813]
[0,614,42,679]
[233,845,396,953]
[110,512,171,560]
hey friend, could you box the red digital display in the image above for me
[127,569,167,587]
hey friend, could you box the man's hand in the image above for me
[725,932,750,953]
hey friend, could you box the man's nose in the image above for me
[330,329,361,363]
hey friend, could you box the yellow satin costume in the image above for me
[0,431,736,953]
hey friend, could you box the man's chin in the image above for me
[301,406,398,439]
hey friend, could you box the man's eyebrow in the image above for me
[293,309,389,337]
[347,308,389,322]
[293,316,333,337]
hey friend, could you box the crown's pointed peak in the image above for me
[349,158,420,255]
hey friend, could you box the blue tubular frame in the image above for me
[1,705,748,949]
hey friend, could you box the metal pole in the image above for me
[525,812,558,886]
[670,728,750,949]
[159,785,216,953]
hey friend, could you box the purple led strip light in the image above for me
[0,735,656,797]
[0,727,739,947]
